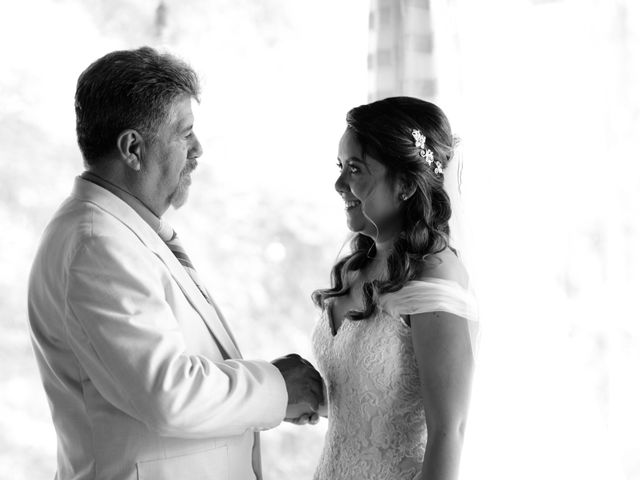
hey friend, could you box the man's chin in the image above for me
[170,187,190,209]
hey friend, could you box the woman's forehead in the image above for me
[338,128,361,155]
[338,128,388,175]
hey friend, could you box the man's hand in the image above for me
[286,411,321,426]
[271,353,324,422]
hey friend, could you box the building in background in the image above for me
[368,0,436,101]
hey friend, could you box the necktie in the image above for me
[158,223,212,303]
[158,222,243,358]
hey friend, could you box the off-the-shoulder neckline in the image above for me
[406,277,470,290]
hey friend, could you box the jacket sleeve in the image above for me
[63,232,287,439]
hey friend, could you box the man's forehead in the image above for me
[167,95,195,129]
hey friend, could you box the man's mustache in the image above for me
[182,159,198,175]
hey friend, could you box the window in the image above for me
[411,33,433,53]
[377,48,392,66]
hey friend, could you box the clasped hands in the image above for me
[272,353,326,426]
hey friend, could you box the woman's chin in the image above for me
[346,220,372,237]
[345,215,363,233]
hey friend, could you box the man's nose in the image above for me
[190,133,203,158]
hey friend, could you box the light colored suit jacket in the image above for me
[28,177,288,480]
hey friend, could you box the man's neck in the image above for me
[82,170,162,220]
[85,166,164,217]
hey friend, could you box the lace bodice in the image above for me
[312,279,479,480]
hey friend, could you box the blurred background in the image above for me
[1,0,639,479]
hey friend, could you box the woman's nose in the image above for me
[334,170,348,194]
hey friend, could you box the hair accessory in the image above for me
[411,129,442,176]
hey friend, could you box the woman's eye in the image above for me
[336,161,359,174]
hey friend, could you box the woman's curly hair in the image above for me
[312,96,456,320]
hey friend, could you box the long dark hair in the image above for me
[312,97,456,320]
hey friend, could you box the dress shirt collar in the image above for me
[80,171,173,240]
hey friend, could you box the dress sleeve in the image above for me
[383,280,479,320]
[381,279,481,358]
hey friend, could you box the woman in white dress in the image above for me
[310,97,479,480]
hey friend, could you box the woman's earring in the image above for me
[400,193,408,201]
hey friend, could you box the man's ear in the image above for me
[116,129,145,172]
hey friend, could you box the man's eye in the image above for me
[336,161,343,170]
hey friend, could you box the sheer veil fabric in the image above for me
[444,142,470,269]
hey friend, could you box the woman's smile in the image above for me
[344,198,362,211]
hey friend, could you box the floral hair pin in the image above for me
[411,129,443,176]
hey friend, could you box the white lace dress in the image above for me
[312,279,479,480]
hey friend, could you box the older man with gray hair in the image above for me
[28,46,322,480]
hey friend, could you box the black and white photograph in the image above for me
[1,1,638,479]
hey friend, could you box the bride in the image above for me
[308,97,479,480]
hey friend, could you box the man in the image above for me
[28,46,322,480]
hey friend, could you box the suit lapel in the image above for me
[203,293,243,357]
[153,243,242,359]
[73,178,242,359]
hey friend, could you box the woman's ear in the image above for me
[116,129,144,171]
[398,178,417,202]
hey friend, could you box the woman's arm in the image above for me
[411,310,474,480]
